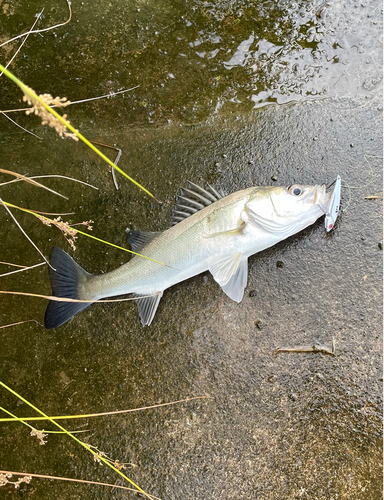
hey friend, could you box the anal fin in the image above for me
[133,291,163,326]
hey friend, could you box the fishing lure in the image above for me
[325,175,341,231]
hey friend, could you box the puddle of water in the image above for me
[0,0,382,125]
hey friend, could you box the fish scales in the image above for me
[87,188,255,297]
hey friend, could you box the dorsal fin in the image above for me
[126,229,160,252]
[169,181,224,227]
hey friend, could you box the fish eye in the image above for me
[288,185,303,196]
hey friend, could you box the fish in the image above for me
[44,180,334,329]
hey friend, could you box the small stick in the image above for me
[273,338,336,356]
[69,86,139,106]
[0,290,159,303]
[316,2,329,19]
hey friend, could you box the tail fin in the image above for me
[44,247,93,329]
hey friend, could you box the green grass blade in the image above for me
[0,380,154,499]
[0,63,157,200]
[2,200,168,267]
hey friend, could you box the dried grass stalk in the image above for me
[0,473,32,489]
[22,89,78,141]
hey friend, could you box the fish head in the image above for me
[246,184,333,235]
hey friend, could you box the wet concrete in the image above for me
[0,1,382,499]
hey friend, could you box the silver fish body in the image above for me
[45,182,333,329]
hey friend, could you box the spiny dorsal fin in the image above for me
[133,292,163,326]
[126,229,160,252]
[169,181,224,227]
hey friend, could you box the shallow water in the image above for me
[0,1,382,499]
[1,0,382,123]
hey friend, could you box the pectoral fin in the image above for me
[208,253,248,302]
[205,222,245,239]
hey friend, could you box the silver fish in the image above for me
[44,181,334,329]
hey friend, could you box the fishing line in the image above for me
[339,178,352,212]
[339,155,380,212]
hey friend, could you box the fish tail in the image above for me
[44,246,93,329]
